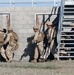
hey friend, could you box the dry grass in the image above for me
[0,61,74,75]
[0,62,57,69]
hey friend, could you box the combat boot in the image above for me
[8,59,12,62]
[38,58,45,62]
[31,59,37,63]
[6,58,9,62]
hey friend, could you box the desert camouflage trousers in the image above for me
[0,46,8,61]
[34,41,45,59]
[43,39,58,60]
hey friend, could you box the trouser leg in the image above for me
[6,45,13,62]
[43,46,50,60]
[50,39,58,59]
[0,46,8,61]
[34,46,38,59]
[43,39,57,60]
[37,44,45,59]
[6,49,13,62]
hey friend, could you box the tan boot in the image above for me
[38,59,45,62]
[6,59,9,62]
[68,58,72,61]
[38,59,42,62]
[8,59,12,62]
[31,59,37,63]
[8,58,12,62]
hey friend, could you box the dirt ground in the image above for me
[0,60,74,75]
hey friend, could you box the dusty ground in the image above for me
[0,60,74,75]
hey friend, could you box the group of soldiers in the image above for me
[31,21,58,63]
[0,20,57,63]
[0,27,19,62]
[1,20,73,63]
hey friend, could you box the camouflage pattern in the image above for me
[0,30,4,46]
[31,27,45,62]
[0,27,8,61]
[44,26,57,60]
[4,28,19,62]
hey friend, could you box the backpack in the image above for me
[11,31,19,50]
[11,31,18,42]
[0,31,4,46]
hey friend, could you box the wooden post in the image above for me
[36,15,39,25]
[6,14,10,31]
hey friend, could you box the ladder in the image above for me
[57,0,74,60]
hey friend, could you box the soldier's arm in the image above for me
[4,34,11,44]
[50,27,55,42]
[32,32,39,43]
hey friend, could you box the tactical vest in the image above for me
[36,32,44,43]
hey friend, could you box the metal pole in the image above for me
[12,0,14,7]
[57,0,64,60]
[6,14,10,30]
[32,0,34,7]
[54,0,56,6]
[35,14,36,25]
[10,0,12,7]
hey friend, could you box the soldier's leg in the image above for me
[0,46,8,62]
[50,39,58,59]
[6,49,13,62]
[31,46,38,63]
[34,47,38,59]
[6,45,13,62]
[37,44,44,59]
[44,46,50,60]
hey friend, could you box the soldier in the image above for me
[43,21,57,61]
[31,25,45,63]
[0,27,8,62]
[4,27,19,62]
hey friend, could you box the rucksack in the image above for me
[11,31,19,50]
[0,31,4,46]
[11,31,18,42]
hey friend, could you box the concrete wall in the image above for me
[0,7,59,62]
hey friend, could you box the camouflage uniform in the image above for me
[0,27,8,61]
[31,25,44,63]
[4,27,18,62]
[44,21,57,60]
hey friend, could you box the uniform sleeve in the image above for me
[47,28,51,40]
[4,33,12,44]
[33,32,39,41]
[50,27,55,40]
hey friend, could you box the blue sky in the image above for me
[0,0,61,2]
[0,0,61,7]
